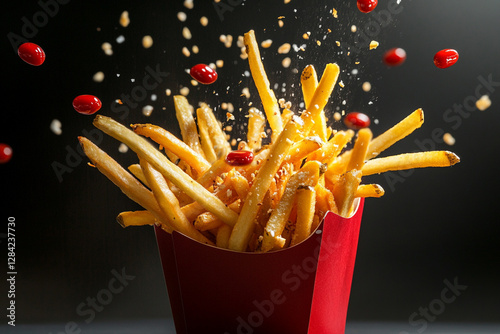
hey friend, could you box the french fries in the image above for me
[81,30,460,252]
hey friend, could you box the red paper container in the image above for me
[155,198,365,334]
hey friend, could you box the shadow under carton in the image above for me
[155,198,365,334]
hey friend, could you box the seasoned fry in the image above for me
[307,130,354,163]
[283,136,323,165]
[92,115,239,226]
[332,169,362,217]
[300,63,340,136]
[346,128,372,172]
[196,108,218,164]
[244,30,283,140]
[116,210,156,228]
[246,107,266,151]
[128,163,149,186]
[132,123,210,175]
[339,108,425,167]
[78,136,173,233]
[197,104,231,159]
[228,116,304,252]
[173,95,205,157]
[216,224,233,249]
[261,160,324,252]
[362,151,460,176]
[140,158,213,245]
[301,64,328,142]
[355,184,385,198]
[291,185,316,246]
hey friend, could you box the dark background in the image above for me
[1,0,499,331]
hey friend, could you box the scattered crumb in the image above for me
[351,25,357,33]
[120,11,130,27]
[284,0,291,3]
[278,20,284,28]
[443,133,455,146]
[332,8,338,18]
[200,16,208,26]
[182,27,192,40]
[333,112,342,121]
[118,143,129,153]
[165,89,171,96]
[116,35,125,44]
[216,59,224,68]
[302,32,310,40]
[339,80,345,88]
[191,79,199,86]
[476,95,491,111]
[142,35,153,48]
[177,12,187,22]
[241,87,250,98]
[226,112,235,121]
[101,42,113,56]
[184,0,194,9]
[180,86,190,96]
[182,46,191,57]
[277,43,291,54]
[192,45,199,54]
[362,81,371,92]
[93,71,105,83]
[142,105,153,116]
[369,40,379,50]
[282,57,291,68]
[50,119,62,135]
[261,39,273,48]
[335,41,341,46]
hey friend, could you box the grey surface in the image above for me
[2,321,500,334]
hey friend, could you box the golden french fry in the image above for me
[197,104,231,159]
[196,157,233,188]
[93,115,239,227]
[244,30,283,140]
[301,64,328,142]
[116,210,156,228]
[283,136,323,165]
[362,151,460,176]
[307,130,354,163]
[140,158,213,245]
[128,164,149,186]
[339,109,425,167]
[315,182,338,217]
[196,107,218,164]
[216,224,233,249]
[346,128,373,171]
[228,116,304,252]
[355,184,385,198]
[132,124,210,175]
[291,185,316,246]
[281,108,295,127]
[78,136,173,233]
[300,63,340,136]
[173,95,205,157]
[247,107,266,151]
[261,160,324,252]
[332,169,362,217]
[194,212,224,231]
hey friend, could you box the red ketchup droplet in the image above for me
[18,42,46,66]
[434,49,459,69]
[357,0,378,13]
[225,150,254,166]
[73,95,102,115]
[190,64,218,85]
[0,144,13,164]
[383,48,407,66]
[344,112,371,130]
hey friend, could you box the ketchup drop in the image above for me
[383,48,407,66]
[0,144,13,164]
[357,0,378,13]
[18,42,46,66]
[190,64,218,85]
[434,49,459,69]
[73,95,102,115]
[344,112,371,130]
[225,150,254,166]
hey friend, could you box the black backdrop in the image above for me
[2,0,499,330]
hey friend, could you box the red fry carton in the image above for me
[155,198,365,334]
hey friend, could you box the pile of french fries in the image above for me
[79,30,460,252]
